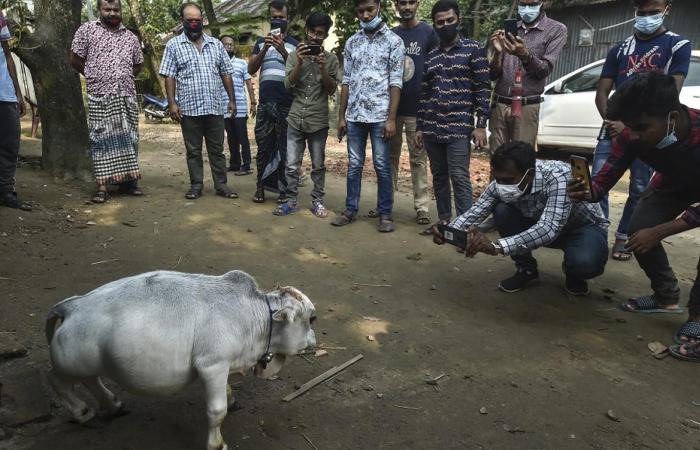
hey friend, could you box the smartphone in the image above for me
[570,155,592,191]
[270,28,281,36]
[437,224,468,249]
[306,44,322,56]
[504,19,519,38]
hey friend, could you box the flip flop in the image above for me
[618,295,684,314]
[611,240,632,261]
[216,189,239,199]
[668,342,700,363]
[273,202,299,216]
[367,209,379,218]
[673,321,700,345]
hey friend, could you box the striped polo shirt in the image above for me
[252,36,298,106]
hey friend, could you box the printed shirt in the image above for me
[285,49,341,134]
[591,107,700,228]
[222,56,251,119]
[0,11,16,102]
[342,24,406,123]
[492,13,567,98]
[160,33,235,117]
[252,36,298,106]
[597,31,691,140]
[451,160,608,256]
[416,37,491,143]
[392,21,439,117]
[70,20,144,97]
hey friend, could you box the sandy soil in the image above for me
[1,119,699,450]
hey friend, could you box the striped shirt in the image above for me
[451,160,608,256]
[222,56,250,119]
[159,33,234,117]
[417,37,490,143]
[252,36,298,106]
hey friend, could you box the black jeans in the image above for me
[225,116,251,171]
[0,102,20,193]
[254,102,290,193]
[180,115,228,191]
[627,188,700,315]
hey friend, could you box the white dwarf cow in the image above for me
[45,270,317,450]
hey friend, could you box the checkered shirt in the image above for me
[450,160,608,256]
[159,33,234,116]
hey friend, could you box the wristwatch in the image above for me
[491,241,503,255]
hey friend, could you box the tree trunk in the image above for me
[16,0,92,181]
[202,0,219,38]
[123,0,165,96]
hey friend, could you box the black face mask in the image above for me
[183,19,203,39]
[436,23,459,43]
[270,18,288,34]
[101,15,122,27]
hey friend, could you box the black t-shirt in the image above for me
[392,21,439,117]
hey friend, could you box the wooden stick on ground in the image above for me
[302,433,319,450]
[282,354,364,402]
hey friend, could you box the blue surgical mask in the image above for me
[360,10,383,32]
[518,4,541,24]
[656,112,678,149]
[634,9,666,35]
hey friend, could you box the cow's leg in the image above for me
[226,383,242,412]
[47,369,96,424]
[199,364,230,450]
[83,377,128,419]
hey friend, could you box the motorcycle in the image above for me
[142,93,170,122]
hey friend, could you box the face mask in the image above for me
[518,4,541,24]
[101,15,122,27]
[656,112,678,149]
[496,169,532,203]
[634,9,666,35]
[183,19,203,38]
[270,18,288,34]
[435,23,459,43]
[360,9,383,32]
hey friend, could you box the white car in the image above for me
[537,50,700,152]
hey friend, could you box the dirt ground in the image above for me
[1,119,699,450]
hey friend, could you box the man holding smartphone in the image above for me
[274,12,340,218]
[248,0,298,204]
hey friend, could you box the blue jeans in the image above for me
[591,138,653,241]
[493,203,608,281]
[424,139,472,221]
[345,121,393,216]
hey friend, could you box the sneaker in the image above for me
[498,268,539,293]
[565,276,590,297]
[477,215,496,233]
[378,215,395,233]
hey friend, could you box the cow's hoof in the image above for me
[227,400,243,412]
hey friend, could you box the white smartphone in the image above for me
[270,28,281,36]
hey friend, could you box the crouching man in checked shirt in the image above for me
[433,141,609,296]
[159,2,238,200]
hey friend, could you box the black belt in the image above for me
[495,95,543,106]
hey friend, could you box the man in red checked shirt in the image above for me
[569,73,700,362]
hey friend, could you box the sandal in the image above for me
[331,211,356,227]
[416,211,431,225]
[91,190,110,204]
[367,209,379,218]
[216,188,239,199]
[273,202,299,216]
[420,220,448,236]
[673,321,700,345]
[668,342,700,363]
[118,182,143,196]
[185,188,202,200]
[311,202,329,219]
[378,215,395,233]
[234,169,253,176]
[611,239,632,261]
[252,188,265,203]
[618,295,684,314]
[0,192,32,211]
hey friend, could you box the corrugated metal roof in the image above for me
[213,0,267,18]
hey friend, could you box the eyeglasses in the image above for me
[307,31,328,39]
[397,0,417,6]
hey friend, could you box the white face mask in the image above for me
[656,112,678,149]
[496,169,532,203]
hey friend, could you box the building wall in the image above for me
[548,0,700,80]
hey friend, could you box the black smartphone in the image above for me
[504,18,519,38]
[437,224,468,249]
[306,44,322,56]
[570,155,592,191]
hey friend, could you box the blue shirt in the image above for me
[392,21,439,117]
[417,38,491,143]
[159,33,235,117]
[252,36,298,106]
[222,56,250,119]
[0,12,17,103]
[343,24,405,123]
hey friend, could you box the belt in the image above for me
[495,95,543,106]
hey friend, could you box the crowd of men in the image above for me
[0,0,698,362]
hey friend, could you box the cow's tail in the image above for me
[45,296,79,345]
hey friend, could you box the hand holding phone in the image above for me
[569,155,593,202]
[437,224,468,249]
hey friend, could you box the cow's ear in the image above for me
[272,307,295,323]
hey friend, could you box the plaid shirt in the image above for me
[592,107,700,228]
[451,160,608,256]
[160,33,234,116]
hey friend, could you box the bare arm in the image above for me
[673,74,686,93]
[383,86,401,139]
[245,79,256,105]
[595,77,614,120]
[70,51,85,75]
[165,76,181,121]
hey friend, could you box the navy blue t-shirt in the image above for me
[598,30,691,139]
[392,21,439,117]
[252,35,299,106]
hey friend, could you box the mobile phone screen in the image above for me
[570,156,592,190]
[504,19,518,38]
[306,44,322,55]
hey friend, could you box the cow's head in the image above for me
[254,286,317,379]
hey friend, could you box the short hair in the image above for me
[632,0,671,7]
[354,0,380,6]
[179,2,203,18]
[268,0,288,14]
[220,34,236,42]
[431,0,460,21]
[96,0,120,8]
[491,141,536,174]
[607,72,681,121]
[306,12,333,32]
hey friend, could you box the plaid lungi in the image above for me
[88,95,140,185]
